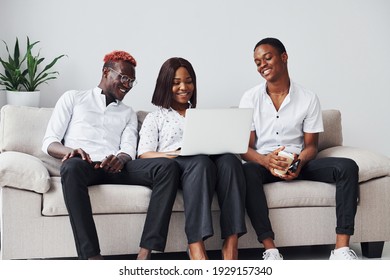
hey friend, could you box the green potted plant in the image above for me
[0,37,65,107]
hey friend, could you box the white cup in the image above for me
[274,150,294,175]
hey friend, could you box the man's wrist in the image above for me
[116,153,131,164]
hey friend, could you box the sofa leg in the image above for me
[360,241,384,258]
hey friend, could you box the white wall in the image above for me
[1,0,389,156]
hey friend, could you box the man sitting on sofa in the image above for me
[239,38,360,260]
[42,50,180,260]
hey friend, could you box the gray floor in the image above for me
[108,241,390,260]
[272,241,390,260]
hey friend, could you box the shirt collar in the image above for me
[94,87,120,106]
[260,82,294,109]
[261,81,294,95]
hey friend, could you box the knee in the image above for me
[152,157,181,177]
[337,158,359,177]
[191,155,216,172]
[347,158,359,174]
[60,158,92,195]
[60,157,89,177]
[217,153,242,169]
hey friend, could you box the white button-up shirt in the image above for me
[239,81,324,155]
[42,87,138,161]
[137,107,185,156]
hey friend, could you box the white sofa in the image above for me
[1,104,390,260]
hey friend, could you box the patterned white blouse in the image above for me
[137,107,185,156]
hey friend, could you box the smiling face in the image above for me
[254,44,288,83]
[171,66,194,109]
[101,60,136,102]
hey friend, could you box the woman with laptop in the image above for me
[137,57,247,260]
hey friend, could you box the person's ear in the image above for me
[281,52,288,64]
[102,67,110,77]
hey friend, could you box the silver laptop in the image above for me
[167,108,253,156]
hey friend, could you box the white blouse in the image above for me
[137,107,185,156]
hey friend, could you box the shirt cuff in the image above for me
[42,138,61,155]
[116,149,136,161]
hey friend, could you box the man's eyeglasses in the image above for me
[108,67,137,87]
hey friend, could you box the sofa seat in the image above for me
[42,177,220,216]
[42,177,338,217]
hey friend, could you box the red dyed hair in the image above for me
[103,50,137,67]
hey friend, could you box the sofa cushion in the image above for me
[265,180,336,208]
[0,105,62,176]
[0,151,51,193]
[317,146,390,183]
[42,177,221,216]
[318,109,343,151]
[136,111,149,132]
[42,177,339,216]
[42,177,153,216]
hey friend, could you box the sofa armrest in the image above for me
[0,151,51,193]
[316,146,390,183]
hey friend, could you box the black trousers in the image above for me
[174,154,247,244]
[243,157,359,243]
[60,157,180,259]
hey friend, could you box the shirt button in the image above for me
[276,116,279,118]
[276,132,279,135]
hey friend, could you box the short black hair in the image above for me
[151,57,197,109]
[253,38,287,54]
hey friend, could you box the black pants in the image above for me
[60,157,180,259]
[174,154,247,244]
[243,157,359,243]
